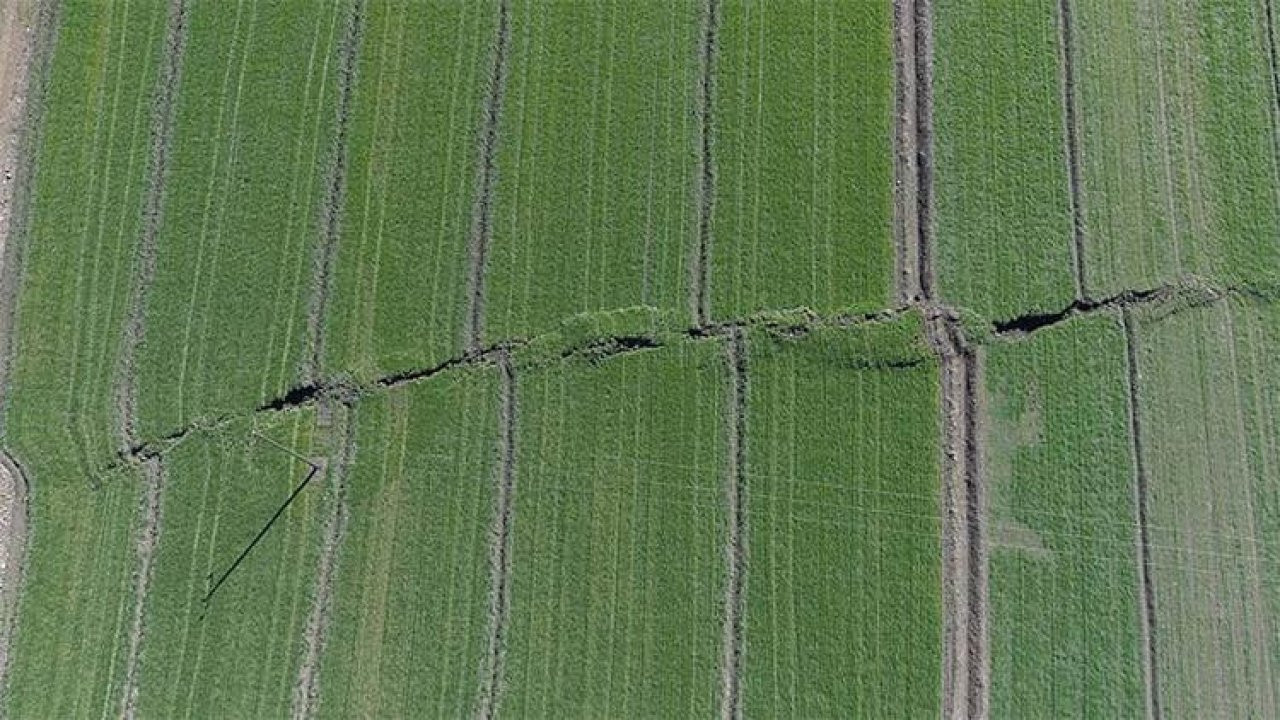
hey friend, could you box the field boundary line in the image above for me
[0,451,30,703]
[292,401,356,720]
[476,349,517,720]
[692,0,719,325]
[718,327,747,720]
[462,0,511,354]
[892,0,921,304]
[1121,307,1162,720]
[303,0,364,386]
[1055,0,1088,300]
[912,0,936,300]
[119,457,166,720]
[114,0,189,454]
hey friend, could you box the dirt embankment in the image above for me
[719,328,747,720]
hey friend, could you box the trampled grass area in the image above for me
[984,314,1144,717]
[6,0,166,472]
[712,1,894,319]
[1074,0,1280,297]
[932,0,1076,319]
[484,0,700,342]
[501,341,726,717]
[136,0,345,438]
[318,371,498,718]
[324,0,497,382]
[742,317,940,718]
[134,411,324,717]
[1132,298,1280,718]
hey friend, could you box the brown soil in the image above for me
[892,0,921,304]
[719,328,747,720]
[912,0,936,301]
[463,0,512,355]
[119,458,166,720]
[476,349,517,719]
[292,402,354,720]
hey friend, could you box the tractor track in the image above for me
[892,0,921,304]
[692,0,719,326]
[463,0,511,354]
[1055,0,1089,300]
[119,457,166,720]
[719,327,747,720]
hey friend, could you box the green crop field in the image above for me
[3,0,1280,718]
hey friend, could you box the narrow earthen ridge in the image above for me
[960,342,989,720]
[892,0,921,304]
[292,401,356,720]
[692,0,719,327]
[719,328,748,720]
[119,457,166,720]
[912,0,936,300]
[1262,0,1280,176]
[0,451,30,698]
[115,0,189,454]
[1121,307,1162,720]
[476,350,517,720]
[303,0,364,385]
[1055,0,1089,300]
[462,0,512,355]
[0,0,58,435]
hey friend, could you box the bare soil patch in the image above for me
[0,452,28,695]
[719,328,747,720]
[892,0,921,304]
[120,458,165,720]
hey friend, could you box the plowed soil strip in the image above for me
[477,350,517,719]
[292,402,355,720]
[692,0,719,326]
[1055,0,1088,300]
[913,0,936,300]
[120,458,166,720]
[1122,307,1162,720]
[116,0,189,452]
[961,344,989,720]
[303,0,365,384]
[719,328,747,720]
[463,0,511,354]
[893,0,921,304]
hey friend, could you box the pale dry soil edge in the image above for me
[476,350,517,719]
[462,0,511,354]
[719,328,747,720]
[291,401,352,720]
[892,0,921,305]
[0,452,28,698]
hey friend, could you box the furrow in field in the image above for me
[116,0,189,453]
[292,402,355,720]
[718,328,746,720]
[913,0,935,301]
[477,350,517,719]
[119,457,165,720]
[1265,0,1280,178]
[303,0,365,385]
[961,344,989,719]
[892,0,920,305]
[1121,308,1162,720]
[1055,0,1088,300]
[463,0,510,354]
[0,451,29,696]
[693,0,718,327]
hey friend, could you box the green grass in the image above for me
[324,0,497,383]
[5,0,166,474]
[984,313,1144,717]
[711,1,894,320]
[484,0,699,342]
[136,0,345,439]
[1074,0,1280,296]
[933,0,1076,320]
[742,317,940,717]
[318,371,497,718]
[1133,298,1280,717]
[134,411,324,717]
[501,341,726,717]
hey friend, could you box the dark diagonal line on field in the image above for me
[719,328,747,720]
[693,0,719,326]
[1056,0,1089,301]
[304,0,365,385]
[202,445,321,606]
[1122,307,1163,720]
[477,350,518,720]
[463,0,512,354]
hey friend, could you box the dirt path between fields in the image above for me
[1055,0,1088,300]
[476,350,517,719]
[1121,307,1162,720]
[0,452,28,695]
[892,0,921,304]
[912,0,936,301]
[115,0,189,453]
[303,0,364,385]
[119,458,165,720]
[463,0,511,354]
[292,402,354,720]
[692,0,719,327]
[718,328,747,720]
